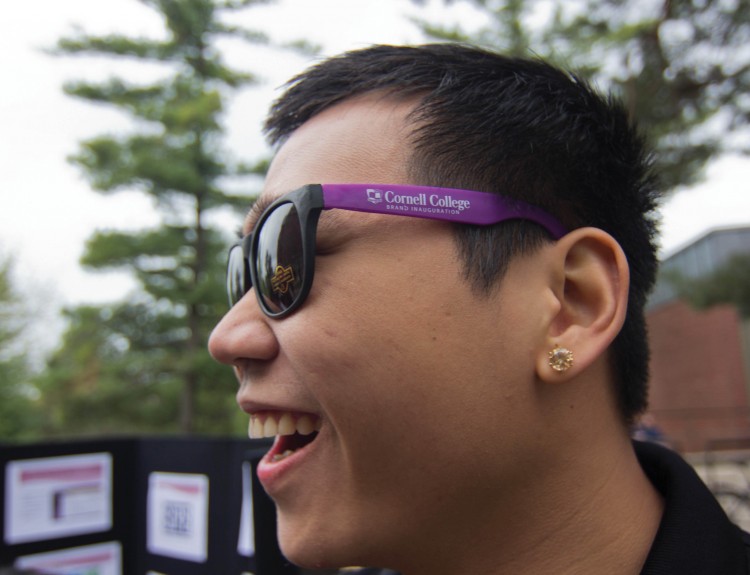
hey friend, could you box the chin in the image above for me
[279,537,349,571]
[277,520,343,570]
[277,515,376,571]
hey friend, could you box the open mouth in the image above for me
[249,412,321,462]
[271,430,319,462]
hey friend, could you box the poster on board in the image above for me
[147,471,209,563]
[15,541,121,575]
[237,461,255,557]
[4,452,113,544]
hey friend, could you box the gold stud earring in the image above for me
[548,345,574,372]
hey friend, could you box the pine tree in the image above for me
[0,256,42,440]
[414,0,750,189]
[42,0,280,435]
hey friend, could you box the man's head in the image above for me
[209,43,662,571]
[264,43,661,421]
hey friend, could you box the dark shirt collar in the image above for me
[636,440,748,574]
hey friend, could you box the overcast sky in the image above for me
[2,0,749,347]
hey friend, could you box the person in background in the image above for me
[632,413,670,447]
[210,43,750,574]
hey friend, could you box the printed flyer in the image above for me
[15,541,121,575]
[4,452,113,544]
[147,471,209,562]
[237,461,255,557]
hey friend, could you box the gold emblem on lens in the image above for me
[271,264,295,294]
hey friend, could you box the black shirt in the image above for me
[636,440,750,574]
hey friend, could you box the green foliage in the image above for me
[35,304,246,437]
[0,257,43,441]
[41,0,278,436]
[414,0,750,190]
[0,258,22,352]
[669,253,750,318]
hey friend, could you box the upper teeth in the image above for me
[248,412,321,439]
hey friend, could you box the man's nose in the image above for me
[208,293,279,367]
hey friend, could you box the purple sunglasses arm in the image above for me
[320,183,567,239]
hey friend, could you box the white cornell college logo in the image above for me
[366,189,383,204]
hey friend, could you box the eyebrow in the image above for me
[239,190,366,242]
[315,209,351,235]
[240,190,350,239]
[242,194,273,236]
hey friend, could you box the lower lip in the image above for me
[255,435,317,493]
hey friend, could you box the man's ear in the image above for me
[535,227,629,382]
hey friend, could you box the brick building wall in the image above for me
[647,300,750,453]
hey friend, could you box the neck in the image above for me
[403,434,663,575]
[399,426,663,575]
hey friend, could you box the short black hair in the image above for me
[264,43,662,422]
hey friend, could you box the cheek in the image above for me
[290,282,501,449]
[307,268,450,373]
[278,289,547,537]
[283,237,541,466]
[300,245,519,403]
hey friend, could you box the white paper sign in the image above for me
[4,452,113,544]
[15,541,121,575]
[237,462,255,557]
[147,471,209,562]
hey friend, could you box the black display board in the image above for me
[0,437,299,575]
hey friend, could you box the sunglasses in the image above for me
[227,183,567,318]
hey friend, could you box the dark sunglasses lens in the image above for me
[255,202,305,314]
[226,244,248,307]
